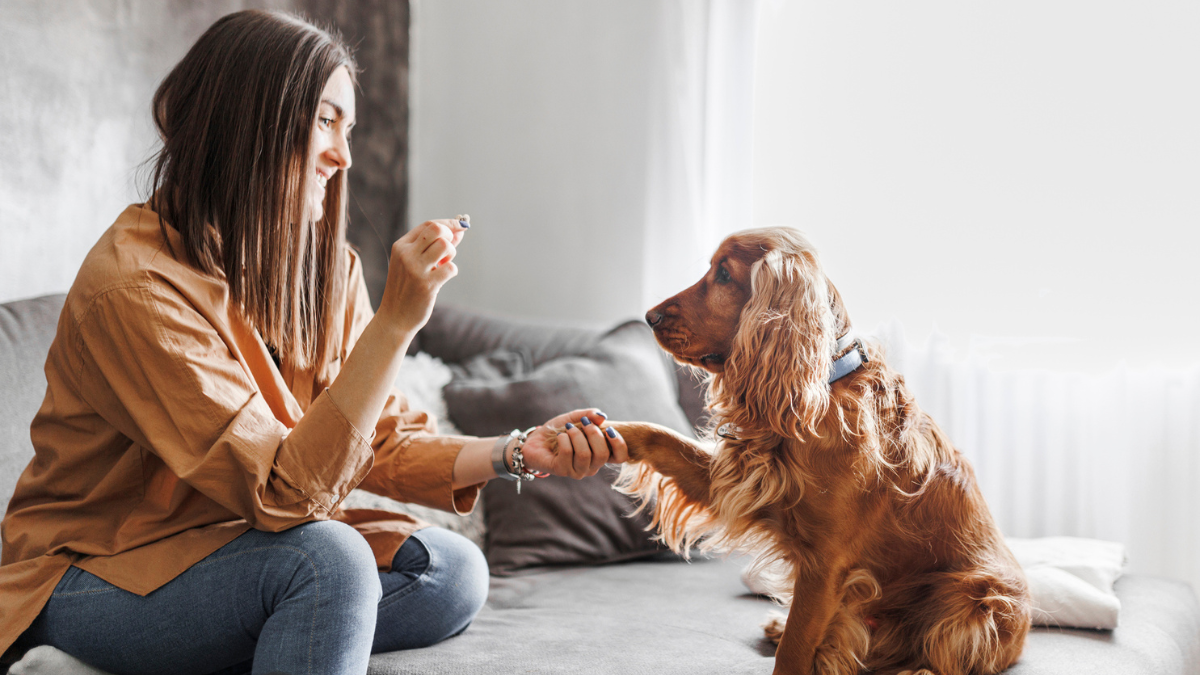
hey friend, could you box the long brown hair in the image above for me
[148,10,356,369]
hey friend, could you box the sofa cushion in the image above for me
[415,304,598,369]
[368,555,777,675]
[0,294,66,524]
[365,563,1200,675]
[444,320,695,574]
[418,303,712,431]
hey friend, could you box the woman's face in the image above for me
[306,66,355,223]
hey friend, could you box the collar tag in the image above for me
[716,423,743,440]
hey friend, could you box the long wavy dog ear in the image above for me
[722,245,836,439]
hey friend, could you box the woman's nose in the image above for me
[330,135,352,171]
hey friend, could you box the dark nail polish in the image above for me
[459,219,470,228]
[581,416,592,426]
[594,410,607,419]
[565,422,575,430]
[606,427,617,438]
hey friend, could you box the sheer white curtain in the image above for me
[642,0,759,310]
[876,323,1200,593]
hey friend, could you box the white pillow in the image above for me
[392,351,462,435]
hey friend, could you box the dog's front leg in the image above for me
[773,561,849,675]
[608,421,712,506]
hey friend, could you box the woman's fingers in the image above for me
[602,424,628,464]
[415,218,468,248]
[559,423,592,478]
[421,236,455,270]
[579,415,610,473]
[378,218,467,332]
[549,409,621,478]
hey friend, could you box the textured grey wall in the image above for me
[0,0,407,306]
[300,0,409,306]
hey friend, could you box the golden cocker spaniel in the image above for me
[607,228,1031,675]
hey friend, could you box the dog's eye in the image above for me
[715,266,731,284]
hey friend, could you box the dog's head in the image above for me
[646,227,850,437]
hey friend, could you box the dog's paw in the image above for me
[762,611,787,645]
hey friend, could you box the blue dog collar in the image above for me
[716,333,868,441]
[829,333,868,384]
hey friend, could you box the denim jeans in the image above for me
[16,523,489,675]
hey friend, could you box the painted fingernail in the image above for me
[581,416,592,426]
[459,219,471,228]
[606,427,618,438]
[565,422,575,430]
[594,410,608,419]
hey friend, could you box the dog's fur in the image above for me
[609,228,1031,675]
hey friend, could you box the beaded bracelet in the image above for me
[491,428,539,493]
[508,427,539,494]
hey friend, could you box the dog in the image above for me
[606,227,1031,675]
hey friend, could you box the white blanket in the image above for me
[741,536,1126,630]
[1006,536,1125,630]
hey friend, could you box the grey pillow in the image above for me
[444,320,695,575]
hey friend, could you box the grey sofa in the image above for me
[2,293,1199,674]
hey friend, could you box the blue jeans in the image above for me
[15,523,489,675]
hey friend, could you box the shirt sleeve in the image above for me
[337,260,484,514]
[75,283,374,532]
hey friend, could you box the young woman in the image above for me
[0,10,626,674]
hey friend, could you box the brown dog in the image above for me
[608,228,1030,675]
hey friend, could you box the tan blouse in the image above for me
[0,203,481,653]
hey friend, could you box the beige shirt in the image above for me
[0,203,481,653]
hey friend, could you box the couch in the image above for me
[2,293,1199,674]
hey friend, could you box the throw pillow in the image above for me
[444,320,695,575]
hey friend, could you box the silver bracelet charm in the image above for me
[507,427,539,494]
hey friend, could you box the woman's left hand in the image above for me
[520,409,629,479]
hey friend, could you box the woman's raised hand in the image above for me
[376,218,469,334]
[520,409,630,480]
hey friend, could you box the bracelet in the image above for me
[491,433,520,481]
[506,427,540,494]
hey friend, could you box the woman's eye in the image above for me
[716,267,731,283]
[319,117,334,129]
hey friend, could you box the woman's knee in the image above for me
[375,528,489,650]
[273,520,381,605]
[420,528,489,617]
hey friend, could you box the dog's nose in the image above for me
[645,310,663,327]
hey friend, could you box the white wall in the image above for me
[752,1,1200,372]
[409,0,658,328]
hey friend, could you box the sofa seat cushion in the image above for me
[368,555,776,675]
[1008,575,1200,674]
[366,561,1200,675]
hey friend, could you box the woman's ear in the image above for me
[721,248,836,439]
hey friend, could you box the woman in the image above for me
[0,10,626,674]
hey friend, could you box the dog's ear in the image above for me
[826,278,852,338]
[721,246,836,439]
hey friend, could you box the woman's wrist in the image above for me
[370,302,422,348]
[491,434,519,481]
[452,437,501,489]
